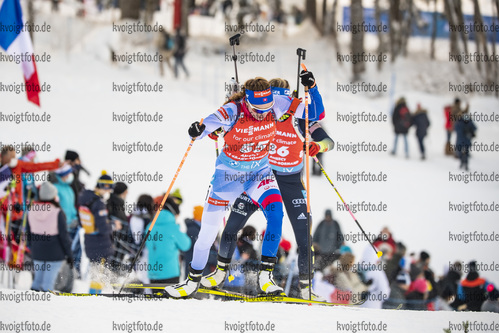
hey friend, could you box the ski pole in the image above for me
[4,180,16,254]
[118,118,204,294]
[300,62,313,301]
[229,34,241,88]
[312,156,383,258]
[296,48,306,98]
[16,186,32,266]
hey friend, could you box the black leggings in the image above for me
[219,171,314,277]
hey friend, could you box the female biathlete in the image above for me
[165,72,325,298]
[200,77,334,301]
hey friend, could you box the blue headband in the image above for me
[245,88,274,113]
[271,87,291,96]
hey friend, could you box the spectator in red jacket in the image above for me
[1,145,60,221]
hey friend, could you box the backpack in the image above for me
[78,197,99,234]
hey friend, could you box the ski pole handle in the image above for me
[301,63,309,92]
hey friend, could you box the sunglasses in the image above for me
[246,100,274,114]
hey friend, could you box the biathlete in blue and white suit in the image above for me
[165,74,325,298]
[200,75,334,300]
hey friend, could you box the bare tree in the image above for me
[453,0,469,55]
[494,0,499,97]
[121,0,141,20]
[331,0,341,53]
[473,0,493,87]
[144,0,159,25]
[351,0,365,80]
[306,0,318,30]
[389,0,402,62]
[400,0,413,57]
[430,0,438,59]
[444,0,462,73]
[375,0,385,70]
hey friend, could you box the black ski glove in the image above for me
[188,121,206,138]
[300,70,316,89]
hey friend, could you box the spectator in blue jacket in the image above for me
[78,172,114,264]
[411,104,430,160]
[146,196,191,284]
[27,182,73,291]
[454,110,477,171]
[51,164,77,227]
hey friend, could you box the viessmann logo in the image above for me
[235,123,274,135]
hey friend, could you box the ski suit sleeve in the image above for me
[298,119,335,152]
[273,86,325,121]
[196,103,239,140]
[57,210,73,260]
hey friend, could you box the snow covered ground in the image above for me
[1,2,499,331]
[0,288,498,333]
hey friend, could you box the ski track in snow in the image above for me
[1,289,498,333]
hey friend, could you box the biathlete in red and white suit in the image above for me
[165,74,325,298]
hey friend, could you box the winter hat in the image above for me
[487,285,499,301]
[96,171,114,190]
[55,164,73,178]
[193,205,203,221]
[65,150,79,162]
[113,182,128,195]
[340,245,352,254]
[39,182,58,201]
[468,260,478,272]
[279,238,292,253]
[412,278,428,294]
[171,188,183,205]
[163,196,180,215]
[420,251,430,262]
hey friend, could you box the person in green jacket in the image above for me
[146,196,191,284]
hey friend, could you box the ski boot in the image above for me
[257,256,285,295]
[164,265,202,298]
[200,255,231,289]
[299,276,326,301]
